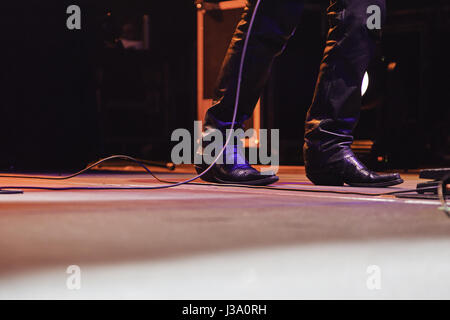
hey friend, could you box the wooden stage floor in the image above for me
[0,165,449,299]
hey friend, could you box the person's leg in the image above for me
[205,0,304,131]
[304,0,403,187]
[197,0,304,185]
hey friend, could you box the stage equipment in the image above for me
[356,5,450,169]
[417,169,450,195]
[395,169,450,214]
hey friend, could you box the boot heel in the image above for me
[194,164,217,183]
[306,172,344,186]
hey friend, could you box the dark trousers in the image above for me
[204,0,386,168]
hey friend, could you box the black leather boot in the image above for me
[304,147,403,187]
[195,139,279,186]
[303,0,402,187]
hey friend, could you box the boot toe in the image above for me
[348,172,404,187]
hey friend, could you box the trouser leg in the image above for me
[304,0,386,169]
[204,0,304,132]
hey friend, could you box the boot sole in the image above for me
[346,178,404,188]
[194,165,279,186]
[307,172,404,188]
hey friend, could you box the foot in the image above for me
[195,145,279,186]
[305,149,403,188]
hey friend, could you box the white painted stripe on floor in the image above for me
[0,191,251,203]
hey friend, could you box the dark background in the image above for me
[0,0,448,171]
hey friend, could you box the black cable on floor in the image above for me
[0,154,437,197]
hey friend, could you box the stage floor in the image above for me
[0,166,449,299]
